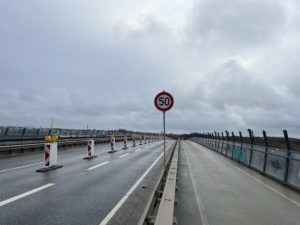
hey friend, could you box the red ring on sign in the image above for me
[154,91,174,112]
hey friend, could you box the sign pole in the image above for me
[154,90,174,173]
[163,111,166,171]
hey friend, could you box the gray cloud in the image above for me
[189,0,286,47]
[1,0,300,137]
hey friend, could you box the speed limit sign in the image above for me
[154,91,174,172]
[154,91,174,112]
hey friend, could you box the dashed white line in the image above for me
[135,149,142,152]
[87,161,109,171]
[119,153,130,158]
[0,183,55,207]
[0,162,43,173]
[99,152,164,225]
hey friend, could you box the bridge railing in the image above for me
[189,136,300,191]
[0,126,157,143]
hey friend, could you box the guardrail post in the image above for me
[231,132,235,158]
[283,130,291,183]
[248,129,254,167]
[225,130,229,156]
[262,130,269,174]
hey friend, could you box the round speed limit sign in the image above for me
[154,91,174,112]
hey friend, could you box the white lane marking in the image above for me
[135,149,142,152]
[183,143,210,225]
[87,161,109,171]
[99,152,164,225]
[234,166,300,207]
[0,183,55,207]
[0,162,43,173]
[119,153,130,158]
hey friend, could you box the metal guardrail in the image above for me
[0,126,158,143]
[0,137,125,155]
[154,141,179,225]
[190,137,300,191]
[139,140,178,225]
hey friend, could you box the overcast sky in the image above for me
[1,0,300,137]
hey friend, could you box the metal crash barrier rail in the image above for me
[0,137,126,155]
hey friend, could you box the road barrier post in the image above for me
[140,136,143,145]
[83,140,97,160]
[123,137,128,149]
[109,137,116,153]
[36,140,62,172]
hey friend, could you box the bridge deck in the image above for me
[0,140,174,225]
[176,140,300,225]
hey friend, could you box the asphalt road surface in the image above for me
[176,140,300,225]
[0,140,174,225]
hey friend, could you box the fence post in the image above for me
[221,132,224,153]
[207,132,210,147]
[262,130,269,174]
[217,132,221,152]
[214,131,217,150]
[225,130,229,156]
[283,130,291,183]
[248,129,254,167]
[239,131,243,163]
[231,132,235,158]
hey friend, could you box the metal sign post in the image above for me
[154,91,174,171]
[163,112,166,170]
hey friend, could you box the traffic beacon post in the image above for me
[154,91,174,171]
[36,135,63,172]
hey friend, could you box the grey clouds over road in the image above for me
[1,0,300,136]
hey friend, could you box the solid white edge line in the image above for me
[183,142,210,225]
[119,153,130,158]
[0,162,43,173]
[99,151,164,225]
[87,161,109,171]
[0,183,55,207]
[234,166,300,207]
